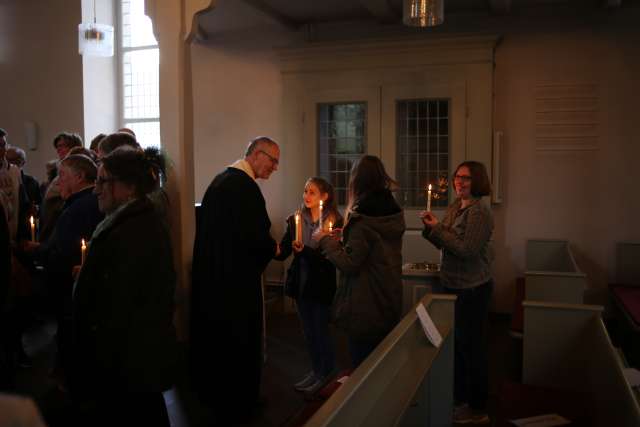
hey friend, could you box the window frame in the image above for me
[116,0,161,146]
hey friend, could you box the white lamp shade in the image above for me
[78,23,114,57]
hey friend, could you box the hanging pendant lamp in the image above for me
[78,0,114,57]
[403,0,444,27]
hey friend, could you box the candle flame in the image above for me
[328,221,333,232]
[81,239,86,249]
[30,216,34,226]
[428,184,432,191]
[319,200,323,207]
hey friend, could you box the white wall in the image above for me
[81,0,118,142]
[492,28,640,310]
[190,10,640,312]
[0,0,84,181]
[191,26,301,279]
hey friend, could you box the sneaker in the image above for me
[294,372,316,390]
[471,413,489,424]
[453,404,473,424]
[299,376,325,395]
[453,404,489,425]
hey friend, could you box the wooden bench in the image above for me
[511,239,587,337]
[512,301,640,426]
[609,242,640,366]
[524,239,586,304]
[303,294,456,427]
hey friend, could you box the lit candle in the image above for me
[294,211,301,244]
[426,184,432,212]
[328,221,333,232]
[81,239,87,265]
[318,200,324,231]
[29,216,35,242]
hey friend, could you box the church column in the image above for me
[144,0,213,340]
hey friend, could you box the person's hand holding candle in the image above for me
[420,211,439,228]
[292,240,304,253]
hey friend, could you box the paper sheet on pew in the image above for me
[416,303,442,347]
[623,368,640,387]
[509,413,570,426]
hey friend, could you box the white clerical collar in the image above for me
[230,159,256,180]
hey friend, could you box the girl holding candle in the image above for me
[314,155,405,369]
[419,161,493,425]
[274,177,343,395]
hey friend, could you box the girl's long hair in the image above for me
[346,155,397,216]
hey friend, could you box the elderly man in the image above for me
[6,146,41,216]
[24,154,103,386]
[39,132,83,243]
[0,129,22,241]
[190,136,280,424]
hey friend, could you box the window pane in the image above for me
[396,98,450,208]
[317,102,367,205]
[123,49,159,119]
[125,121,160,148]
[121,0,157,48]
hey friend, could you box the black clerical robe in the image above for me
[190,167,276,416]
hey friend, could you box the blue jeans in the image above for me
[446,280,493,411]
[297,297,335,377]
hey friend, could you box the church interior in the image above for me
[1,0,640,425]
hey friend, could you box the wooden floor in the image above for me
[10,297,522,426]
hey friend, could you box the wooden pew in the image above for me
[524,239,587,304]
[511,239,588,337]
[304,294,456,427]
[609,241,640,366]
[520,301,640,426]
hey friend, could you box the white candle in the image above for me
[30,216,35,242]
[294,212,301,244]
[318,200,324,231]
[426,184,432,212]
[81,239,87,265]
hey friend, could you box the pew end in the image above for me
[305,294,456,427]
[522,301,640,426]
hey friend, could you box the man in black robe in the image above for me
[190,136,280,424]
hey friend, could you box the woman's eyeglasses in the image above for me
[453,174,472,182]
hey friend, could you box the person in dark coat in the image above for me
[5,146,41,210]
[70,147,177,427]
[274,177,343,394]
[190,136,280,425]
[22,154,104,382]
[315,155,405,368]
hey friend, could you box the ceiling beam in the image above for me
[240,0,300,31]
[488,0,511,15]
[358,0,400,22]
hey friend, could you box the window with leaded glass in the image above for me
[317,103,367,205]
[120,0,160,148]
[396,99,449,209]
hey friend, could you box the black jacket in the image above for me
[71,197,178,394]
[275,212,343,305]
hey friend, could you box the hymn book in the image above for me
[415,303,442,348]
